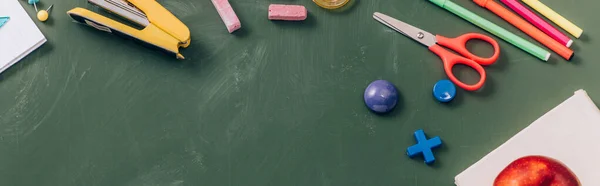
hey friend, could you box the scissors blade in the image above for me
[373,12,437,47]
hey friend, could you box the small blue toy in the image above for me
[433,79,456,103]
[364,80,399,114]
[407,129,442,165]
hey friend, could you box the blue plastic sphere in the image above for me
[364,80,399,113]
[433,80,456,103]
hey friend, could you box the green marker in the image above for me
[429,0,550,61]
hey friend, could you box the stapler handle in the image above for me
[128,0,191,45]
[67,8,185,59]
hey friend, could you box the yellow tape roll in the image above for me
[313,0,350,9]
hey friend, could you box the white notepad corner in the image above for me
[0,0,47,74]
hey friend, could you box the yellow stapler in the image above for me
[67,0,191,59]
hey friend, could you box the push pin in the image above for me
[28,0,40,6]
[433,79,456,103]
[28,0,40,12]
[0,17,9,28]
[37,5,53,22]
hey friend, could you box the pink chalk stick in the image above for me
[211,0,241,33]
[501,0,572,47]
[268,4,307,21]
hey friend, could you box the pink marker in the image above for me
[268,4,307,21]
[500,0,572,47]
[211,0,241,33]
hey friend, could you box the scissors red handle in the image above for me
[428,33,500,91]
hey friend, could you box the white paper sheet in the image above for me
[455,89,600,185]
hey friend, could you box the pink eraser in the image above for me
[268,4,307,21]
[211,0,241,33]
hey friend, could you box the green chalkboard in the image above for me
[0,0,597,185]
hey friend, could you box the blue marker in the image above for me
[433,80,456,103]
[407,129,442,165]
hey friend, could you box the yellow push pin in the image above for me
[37,5,53,22]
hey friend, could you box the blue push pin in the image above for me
[0,17,9,28]
[433,79,456,103]
[407,129,442,165]
[28,0,41,13]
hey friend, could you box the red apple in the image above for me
[494,155,580,186]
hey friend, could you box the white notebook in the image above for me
[455,89,600,186]
[0,0,46,74]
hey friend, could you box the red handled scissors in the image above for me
[373,12,500,91]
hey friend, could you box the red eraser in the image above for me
[268,4,307,21]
